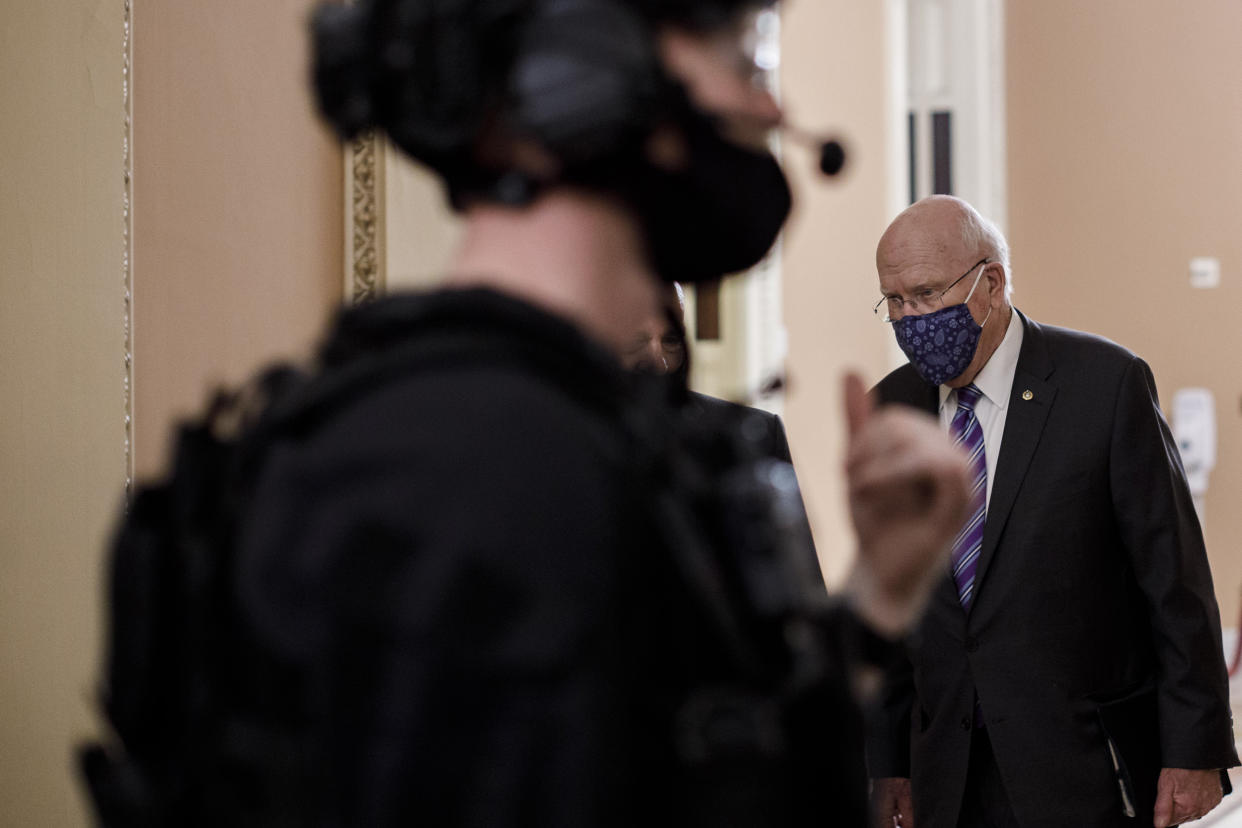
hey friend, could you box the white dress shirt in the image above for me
[938,309,1024,508]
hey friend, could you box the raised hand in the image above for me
[841,372,971,637]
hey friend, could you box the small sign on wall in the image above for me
[1189,257,1220,289]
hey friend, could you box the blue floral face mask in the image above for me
[891,265,992,386]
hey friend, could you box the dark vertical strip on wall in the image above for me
[908,111,918,205]
[695,280,721,341]
[932,110,953,195]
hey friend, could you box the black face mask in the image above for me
[453,87,792,284]
[626,111,792,283]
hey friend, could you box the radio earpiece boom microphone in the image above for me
[781,124,847,176]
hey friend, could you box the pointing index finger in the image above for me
[843,371,873,439]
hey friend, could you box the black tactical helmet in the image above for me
[626,0,776,29]
[312,0,775,201]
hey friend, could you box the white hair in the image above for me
[671,281,685,311]
[959,202,1014,297]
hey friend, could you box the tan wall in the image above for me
[0,2,343,825]
[1007,0,1242,627]
[782,0,896,584]
[0,2,126,825]
[385,146,463,290]
[131,0,344,479]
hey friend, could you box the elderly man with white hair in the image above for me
[865,195,1237,828]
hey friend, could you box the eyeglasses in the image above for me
[701,8,780,89]
[873,258,991,323]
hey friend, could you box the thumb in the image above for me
[843,371,873,439]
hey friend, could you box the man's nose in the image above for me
[725,86,782,150]
[746,86,782,130]
[901,297,935,315]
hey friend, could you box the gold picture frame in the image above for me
[345,133,386,304]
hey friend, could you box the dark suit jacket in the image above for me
[866,311,1238,828]
[685,391,881,826]
[685,392,796,463]
[684,391,817,560]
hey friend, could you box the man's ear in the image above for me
[474,118,564,181]
[986,263,1008,300]
[644,124,689,171]
[509,139,563,179]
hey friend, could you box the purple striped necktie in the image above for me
[950,384,986,610]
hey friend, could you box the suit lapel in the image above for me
[973,311,1056,602]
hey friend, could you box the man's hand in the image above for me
[871,776,914,827]
[841,372,972,637]
[1153,767,1222,826]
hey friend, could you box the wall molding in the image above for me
[123,0,134,492]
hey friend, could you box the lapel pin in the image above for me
[1022,390,1034,401]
